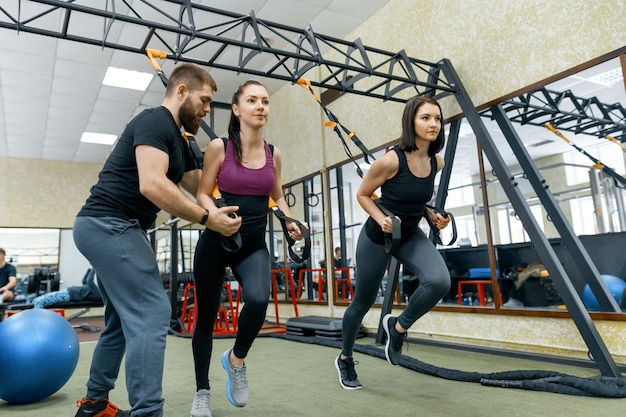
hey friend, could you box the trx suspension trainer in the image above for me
[146,49,310,263]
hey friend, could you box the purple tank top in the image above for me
[217,139,275,195]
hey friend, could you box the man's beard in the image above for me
[179,100,200,134]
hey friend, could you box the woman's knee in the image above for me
[431,273,451,297]
[242,296,269,316]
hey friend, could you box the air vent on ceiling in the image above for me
[528,139,554,147]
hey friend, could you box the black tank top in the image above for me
[364,146,437,244]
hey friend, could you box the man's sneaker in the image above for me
[221,349,248,407]
[334,356,362,390]
[382,314,407,365]
[75,397,129,417]
[190,389,212,417]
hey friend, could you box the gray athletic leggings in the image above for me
[341,228,450,357]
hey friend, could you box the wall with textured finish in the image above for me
[1,156,100,228]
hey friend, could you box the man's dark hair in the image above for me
[166,62,217,96]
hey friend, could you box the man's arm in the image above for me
[136,144,241,237]
[179,168,202,197]
[136,144,209,224]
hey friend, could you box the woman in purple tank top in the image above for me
[190,80,304,416]
[335,96,452,391]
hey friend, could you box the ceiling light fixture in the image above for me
[81,132,118,145]
[102,66,154,91]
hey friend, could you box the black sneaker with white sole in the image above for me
[335,356,363,390]
[382,314,407,365]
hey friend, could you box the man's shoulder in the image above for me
[0,263,16,275]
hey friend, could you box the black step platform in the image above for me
[285,315,364,340]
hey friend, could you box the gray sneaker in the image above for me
[335,356,363,390]
[221,349,248,407]
[190,389,212,417]
[382,314,407,365]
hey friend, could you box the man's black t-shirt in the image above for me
[0,263,17,288]
[78,106,197,230]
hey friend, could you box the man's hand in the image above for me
[207,205,242,236]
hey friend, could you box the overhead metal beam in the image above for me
[0,0,457,103]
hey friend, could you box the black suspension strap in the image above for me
[211,185,243,252]
[296,78,401,252]
[425,205,457,246]
[545,123,626,188]
[268,197,311,263]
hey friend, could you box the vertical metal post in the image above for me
[439,59,621,378]
[589,168,607,233]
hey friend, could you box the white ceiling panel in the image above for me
[257,0,323,28]
[45,126,86,140]
[3,101,49,119]
[1,0,621,176]
[0,32,57,56]
[47,98,92,116]
[49,93,98,112]
[309,9,362,39]
[328,0,389,19]
[0,49,55,75]
[51,77,101,100]
[55,41,114,65]
[54,59,107,84]
[1,69,52,93]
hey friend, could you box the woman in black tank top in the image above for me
[335,96,452,390]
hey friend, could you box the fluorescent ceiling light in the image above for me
[102,66,154,91]
[81,132,117,145]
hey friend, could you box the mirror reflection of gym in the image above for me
[323,53,626,314]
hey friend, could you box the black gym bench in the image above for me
[5,300,104,332]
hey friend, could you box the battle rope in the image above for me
[273,333,626,398]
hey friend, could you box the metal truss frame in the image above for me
[486,87,626,142]
[0,0,457,102]
[2,0,623,378]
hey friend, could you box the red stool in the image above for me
[297,268,325,300]
[457,280,492,306]
[334,267,355,301]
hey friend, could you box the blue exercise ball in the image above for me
[582,274,626,312]
[0,308,80,404]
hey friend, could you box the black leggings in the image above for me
[192,230,271,391]
[341,229,450,357]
